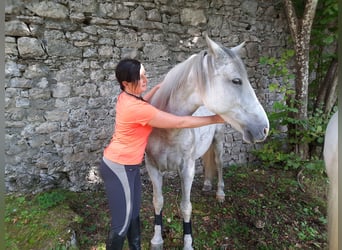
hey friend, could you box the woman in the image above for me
[99,58,225,250]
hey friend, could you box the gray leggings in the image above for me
[99,157,142,236]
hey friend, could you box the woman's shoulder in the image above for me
[118,93,158,113]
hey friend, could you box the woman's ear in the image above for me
[122,81,129,89]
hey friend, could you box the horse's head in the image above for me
[201,36,269,143]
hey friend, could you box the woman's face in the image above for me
[126,64,148,95]
[137,64,148,93]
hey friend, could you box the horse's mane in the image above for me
[151,50,211,111]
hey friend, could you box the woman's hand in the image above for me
[144,82,163,102]
[213,114,225,124]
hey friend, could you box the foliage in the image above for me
[254,49,333,172]
[309,0,338,104]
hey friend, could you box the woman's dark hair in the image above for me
[115,59,141,91]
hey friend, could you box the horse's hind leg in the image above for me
[202,138,225,202]
[145,161,164,246]
[202,144,215,192]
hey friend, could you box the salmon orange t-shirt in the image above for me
[103,92,159,165]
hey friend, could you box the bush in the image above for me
[253,50,335,173]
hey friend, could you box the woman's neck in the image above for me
[123,90,145,101]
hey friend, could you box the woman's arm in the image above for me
[148,110,225,129]
[143,83,162,102]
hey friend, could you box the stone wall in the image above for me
[5,0,289,193]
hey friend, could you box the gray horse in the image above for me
[145,36,269,249]
[323,111,338,250]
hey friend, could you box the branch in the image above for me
[301,0,318,38]
[283,0,298,43]
[324,69,338,113]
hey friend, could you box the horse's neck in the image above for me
[151,82,202,116]
[168,87,202,115]
[151,56,204,116]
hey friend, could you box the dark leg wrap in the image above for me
[183,220,192,235]
[154,212,163,226]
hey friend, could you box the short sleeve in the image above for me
[122,100,159,126]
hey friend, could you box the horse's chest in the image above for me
[148,129,195,156]
[146,126,216,170]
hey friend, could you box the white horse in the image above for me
[323,111,338,250]
[145,36,269,249]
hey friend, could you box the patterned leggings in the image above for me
[99,157,142,236]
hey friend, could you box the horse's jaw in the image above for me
[220,113,269,144]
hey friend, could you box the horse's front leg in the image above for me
[213,138,225,202]
[179,160,195,250]
[146,161,164,247]
[213,125,225,202]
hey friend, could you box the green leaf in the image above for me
[269,83,279,92]
[323,35,335,45]
[259,56,268,65]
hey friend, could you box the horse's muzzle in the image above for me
[243,124,269,144]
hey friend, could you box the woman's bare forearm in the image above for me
[176,115,225,128]
[148,110,225,129]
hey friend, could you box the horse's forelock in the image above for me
[193,50,212,96]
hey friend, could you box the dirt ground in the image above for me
[70,163,328,249]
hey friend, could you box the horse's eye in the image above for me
[232,78,242,85]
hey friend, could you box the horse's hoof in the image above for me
[151,225,163,246]
[151,238,163,245]
[183,234,193,250]
[183,246,194,250]
[216,194,225,203]
[202,184,212,192]
[183,245,194,250]
[150,243,163,250]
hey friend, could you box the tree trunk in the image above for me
[315,50,338,113]
[324,72,338,113]
[283,0,318,159]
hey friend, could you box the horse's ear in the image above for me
[205,35,222,57]
[231,42,246,56]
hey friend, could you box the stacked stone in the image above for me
[5,0,289,193]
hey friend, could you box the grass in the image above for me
[5,163,328,249]
[5,190,80,250]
